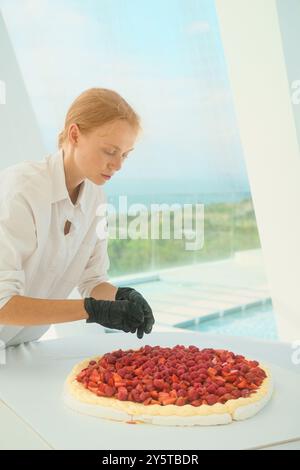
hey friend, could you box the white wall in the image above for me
[215,0,300,341]
[276,0,300,150]
[0,10,45,169]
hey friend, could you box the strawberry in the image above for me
[150,399,161,405]
[207,367,217,376]
[176,397,187,406]
[190,400,202,407]
[143,397,153,406]
[103,385,116,397]
[237,380,248,389]
[116,387,128,401]
[206,394,219,405]
[162,397,177,405]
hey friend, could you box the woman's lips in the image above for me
[101,174,111,180]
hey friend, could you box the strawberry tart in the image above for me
[63,344,273,426]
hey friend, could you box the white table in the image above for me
[0,331,299,450]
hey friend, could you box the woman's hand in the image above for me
[84,287,155,339]
[115,286,155,338]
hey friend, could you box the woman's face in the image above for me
[70,119,138,185]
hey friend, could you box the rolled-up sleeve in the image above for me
[0,193,37,310]
[77,234,110,299]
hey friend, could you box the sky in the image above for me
[0,0,250,193]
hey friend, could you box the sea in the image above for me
[105,178,251,211]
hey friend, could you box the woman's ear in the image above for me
[69,123,80,146]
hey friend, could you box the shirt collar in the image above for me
[50,148,88,214]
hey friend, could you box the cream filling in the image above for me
[63,354,273,424]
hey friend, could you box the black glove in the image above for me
[115,287,155,338]
[84,296,151,339]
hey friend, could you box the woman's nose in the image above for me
[110,154,123,171]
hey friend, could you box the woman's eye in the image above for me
[104,150,129,160]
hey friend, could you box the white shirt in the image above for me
[0,148,110,347]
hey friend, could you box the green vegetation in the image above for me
[107,197,261,277]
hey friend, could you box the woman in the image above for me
[0,87,155,347]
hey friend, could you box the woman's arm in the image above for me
[0,281,118,325]
[90,281,118,301]
[0,295,88,326]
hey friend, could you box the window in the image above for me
[0,0,261,278]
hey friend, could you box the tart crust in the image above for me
[63,353,274,426]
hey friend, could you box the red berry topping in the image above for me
[76,345,266,407]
